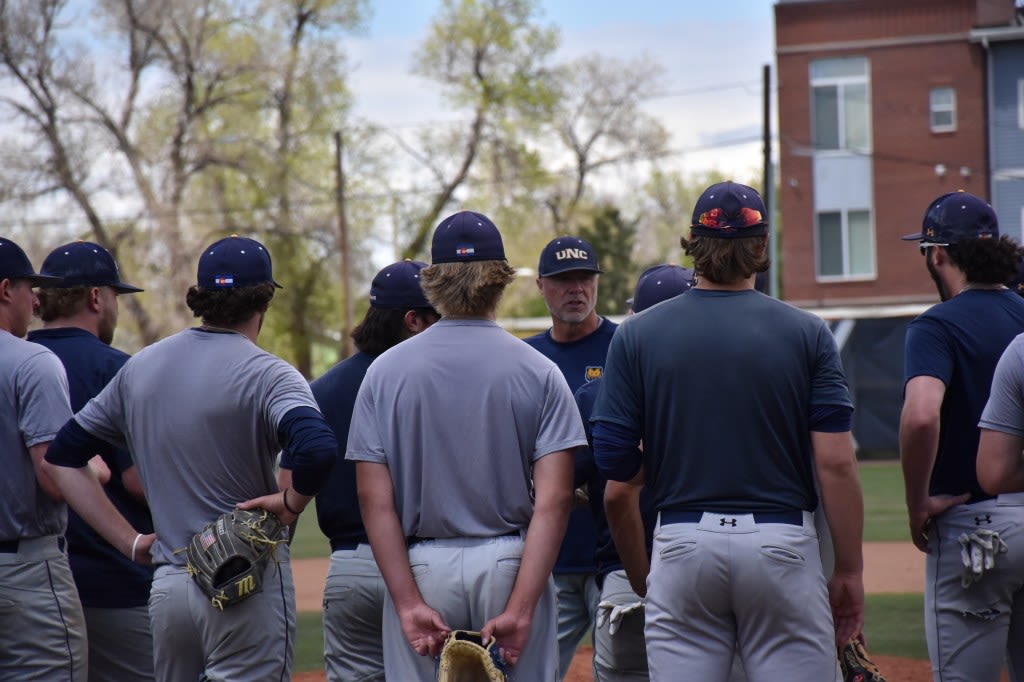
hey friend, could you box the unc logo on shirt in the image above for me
[585,366,603,381]
[556,248,589,261]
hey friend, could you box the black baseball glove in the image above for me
[182,508,285,610]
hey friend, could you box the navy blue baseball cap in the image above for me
[690,181,769,238]
[370,260,431,309]
[41,241,143,293]
[901,190,998,245]
[197,235,282,289]
[631,264,694,312]
[0,237,62,286]
[538,236,603,277]
[431,211,505,264]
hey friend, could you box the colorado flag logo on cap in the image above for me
[214,275,234,287]
[455,244,475,257]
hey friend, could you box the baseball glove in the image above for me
[436,630,507,682]
[839,637,887,682]
[182,508,285,611]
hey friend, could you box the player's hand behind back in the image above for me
[481,610,532,667]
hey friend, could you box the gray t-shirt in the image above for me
[346,318,587,538]
[980,333,1024,436]
[75,328,319,565]
[0,331,73,540]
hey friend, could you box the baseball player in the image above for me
[524,235,616,679]
[279,259,439,682]
[592,182,865,681]
[575,263,692,682]
[347,210,587,681]
[29,240,155,682]
[898,190,1024,681]
[0,236,87,679]
[44,235,337,681]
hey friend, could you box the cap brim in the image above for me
[272,279,283,289]
[25,274,64,286]
[900,232,924,241]
[539,265,603,277]
[111,282,145,294]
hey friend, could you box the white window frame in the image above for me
[810,58,871,152]
[1018,79,1024,130]
[815,208,877,281]
[930,87,957,133]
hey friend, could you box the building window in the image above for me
[810,57,871,151]
[1018,79,1024,130]
[816,209,875,278]
[930,87,956,133]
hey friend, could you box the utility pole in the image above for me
[334,131,354,358]
[763,63,779,299]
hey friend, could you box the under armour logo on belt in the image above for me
[720,517,737,527]
[974,514,992,526]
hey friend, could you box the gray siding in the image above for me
[991,42,1024,242]
[993,178,1024,242]
[990,42,1024,171]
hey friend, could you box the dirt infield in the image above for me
[291,542,944,681]
[292,650,935,682]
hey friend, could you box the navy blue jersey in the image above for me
[27,327,154,608]
[903,289,1024,501]
[593,290,851,514]
[574,378,655,578]
[281,351,373,548]
[525,318,617,573]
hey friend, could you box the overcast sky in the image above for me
[345,0,778,181]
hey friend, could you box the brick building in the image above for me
[774,0,1018,307]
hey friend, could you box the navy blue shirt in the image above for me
[574,379,655,578]
[524,317,617,574]
[281,351,373,549]
[27,327,154,608]
[903,289,1024,501]
[593,290,851,514]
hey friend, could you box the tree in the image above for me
[578,204,635,316]
[542,54,669,233]
[0,0,367,374]
[397,0,559,260]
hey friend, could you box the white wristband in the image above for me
[130,533,143,563]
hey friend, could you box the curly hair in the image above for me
[682,234,770,285]
[944,236,1024,285]
[420,260,516,317]
[36,286,90,322]
[185,283,277,327]
[352,306,439,356]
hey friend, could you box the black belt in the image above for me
[661,510,804,526]
[330,540,361,552]
[0,540,18,553]
[407,530,520,547]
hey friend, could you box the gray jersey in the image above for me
[346,318,587,538]
[74,328,319,565]
[980,333,1024,435]
[0,331,73,539]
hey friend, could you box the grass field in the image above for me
[289,459,926,673]
[859,461,909,542]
